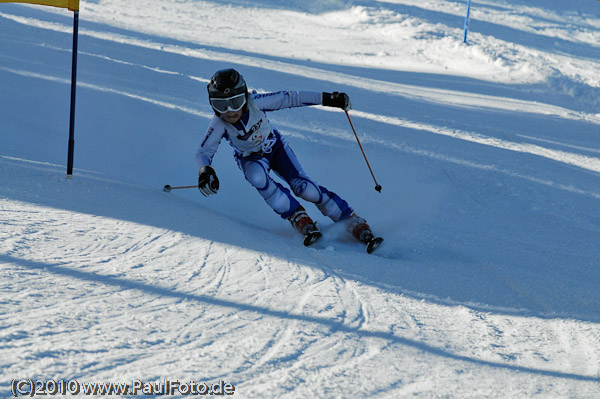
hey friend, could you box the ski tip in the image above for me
[304,231,323,247]
[367,237,384,254]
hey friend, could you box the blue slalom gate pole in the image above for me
[463,0,472,44]
[66,10,79,178]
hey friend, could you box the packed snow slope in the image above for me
[1,0,600,397]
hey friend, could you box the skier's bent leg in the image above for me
[243,159,299,219]
[262,137,360,234]
[243,161,317,235]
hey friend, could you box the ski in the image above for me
[366,236,384,254]
[302,231,382,253]
[303,231,323,247]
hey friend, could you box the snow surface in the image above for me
[1,0,600,397]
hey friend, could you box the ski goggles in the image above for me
[209,93,247,113]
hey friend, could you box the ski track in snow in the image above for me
[1,1,600,398]
[2,162,599,396]
[2,177,600,395]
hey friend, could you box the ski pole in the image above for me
[163,184,197,192]
[345,110,382,193]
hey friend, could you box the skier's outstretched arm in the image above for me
[254,90,351,111]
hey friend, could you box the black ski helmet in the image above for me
[207,68,248,114]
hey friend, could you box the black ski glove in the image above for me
[322,91,352,111]
[198,165,219,197]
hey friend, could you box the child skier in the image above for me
[195,68,382,253]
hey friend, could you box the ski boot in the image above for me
[345,213,384,254]
[288,205,322,247]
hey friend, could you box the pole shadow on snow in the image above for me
[1,253,598,384]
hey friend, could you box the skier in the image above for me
[195,68,382,253]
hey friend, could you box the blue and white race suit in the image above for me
[195,90,353,221]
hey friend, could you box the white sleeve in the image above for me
[252,91,322,112]
[194,117,226,171]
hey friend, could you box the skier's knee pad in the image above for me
[290,176,322,203]
[263,182,295,217]
[244,161,269,190]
